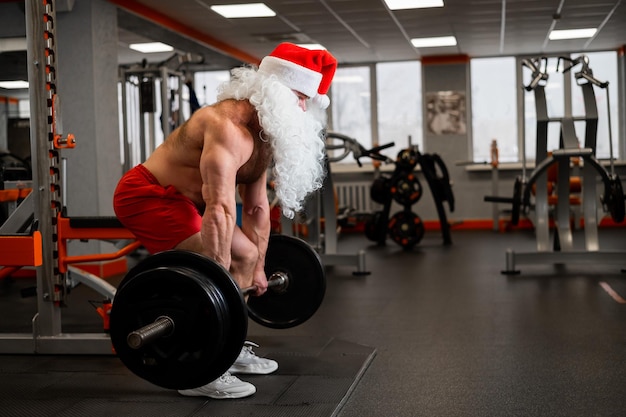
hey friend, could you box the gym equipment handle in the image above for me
[484,196,514,204]
[126,273,288,349]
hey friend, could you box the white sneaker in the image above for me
[228,341,278,375]
[177,372,256,399]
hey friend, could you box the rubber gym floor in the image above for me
[1,227,626,417]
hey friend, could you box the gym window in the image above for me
[193,70,231,109]
[376,61,423,159]
[329,61,423,165]
[329,65,372,163]
[571,51,619,160]
[471,50,620,164]
[470,57,518,163]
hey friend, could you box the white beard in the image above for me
[218,66,328,219]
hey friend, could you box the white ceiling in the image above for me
[0,0,625,95]
[115,0,626,65]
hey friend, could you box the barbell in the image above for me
[125,272,289,350]
[109,234,326,390]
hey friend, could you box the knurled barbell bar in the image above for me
[109,234,326,390]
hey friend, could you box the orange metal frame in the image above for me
[55,213,140,274]
[0,188,32,203]
[0,231,42,267]
[0,213,140,277]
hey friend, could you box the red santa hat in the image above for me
[258,42,337,109]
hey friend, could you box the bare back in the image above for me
[143,99,273,207]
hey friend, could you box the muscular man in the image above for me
[113,43,337,399]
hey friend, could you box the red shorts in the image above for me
[113,164,202,254]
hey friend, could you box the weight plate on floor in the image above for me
[388,211,425,249]
[365,211,387,243]
[110,250,247,390]
[248,234,326,329]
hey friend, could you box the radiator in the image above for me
[334,181,375,213]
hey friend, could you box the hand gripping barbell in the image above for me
[109,234,325,390]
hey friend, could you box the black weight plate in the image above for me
[395,148,418,171]
[391,174,423,206]
[370,176,391,204]
[248,234,326,329]
[110,250,247,390]
[365,211,387,243]
[388,211,425,249]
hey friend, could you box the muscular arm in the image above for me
[238,172,271,295]
[199,123,250,271]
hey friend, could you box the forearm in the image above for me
[241,202,271,273]
[201,203,237,269]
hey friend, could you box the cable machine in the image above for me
[119,53,201,172]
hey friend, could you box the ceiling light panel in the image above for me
[129,42,174,53]
[0,81,29,89]
[549,28,597,40]
[411,35,457,48]
[385,0,444,11]
[210,3,276,18]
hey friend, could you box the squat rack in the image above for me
[0,0,138,354]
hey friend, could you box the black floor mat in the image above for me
[0,336,375,417]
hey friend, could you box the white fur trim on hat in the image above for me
[258,56,322,98]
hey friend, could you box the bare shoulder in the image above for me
[185,105,223,136]
[193,101,253,143]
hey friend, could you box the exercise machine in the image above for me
[366,140,455,249]
[0,0,139,354]
[119,52,202,172]
[484,55,625,273]
[0,0,335,358]
[280,131,390,275]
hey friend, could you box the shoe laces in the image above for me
[218,371,237,384]
[240,341,260,358]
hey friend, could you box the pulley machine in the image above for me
[119,53,201,172]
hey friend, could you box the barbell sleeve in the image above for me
[242,272,287,296]
[127,316,175,350]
